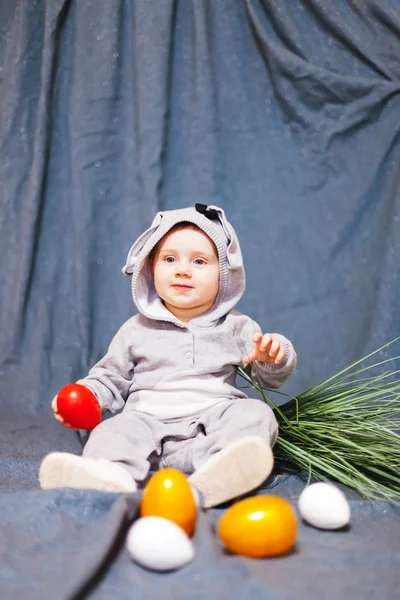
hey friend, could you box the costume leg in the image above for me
[192,397,278,465]
[39,410,163,491]
[188,398,278,507]
[158,418,205,474]
[83,409,163,482]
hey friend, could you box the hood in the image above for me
[122,204,245,326]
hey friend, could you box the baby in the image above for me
[39,204,296,508]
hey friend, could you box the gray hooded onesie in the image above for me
[81,205,296,482]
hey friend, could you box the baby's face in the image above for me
[152,226,220,322]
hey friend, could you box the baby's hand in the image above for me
[242,333,286,365]
[51,395,78,430]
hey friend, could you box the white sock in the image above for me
[189,436,273,508]
[39,452,137,493]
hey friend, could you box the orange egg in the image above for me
[140,468,197,536]
[218,495,297,558]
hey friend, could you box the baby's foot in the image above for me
[39,452,137,493]
[189,436,273,508]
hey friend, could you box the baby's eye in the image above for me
[193,258,206,265]
[165,256,176,263]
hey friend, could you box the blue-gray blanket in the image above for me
[1,416,399,600]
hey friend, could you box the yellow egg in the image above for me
[218,495,297,558]
[140,468,197,536]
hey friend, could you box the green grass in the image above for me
[238,338,400,502]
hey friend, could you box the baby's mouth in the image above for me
[172,284,193,290]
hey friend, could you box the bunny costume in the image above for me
[77,204,297,482]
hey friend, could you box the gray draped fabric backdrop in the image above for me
[1,3,400,600]
[1,0,399,416]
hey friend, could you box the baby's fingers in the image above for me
[252,332,263,344]
[53,411,76,430]
[268,338,281,359]
[51,395,75,429]
[259,333,273,353]
[242,350,257,365]
[274,345,286,364]
[51,395,58,413]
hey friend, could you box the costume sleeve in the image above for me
[239,317,297,389]
[77,319,136,413]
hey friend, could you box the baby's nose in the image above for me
[175,262,191,276]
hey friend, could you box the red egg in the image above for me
[57,384,102,430]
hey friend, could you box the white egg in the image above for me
[298,482,351,530]
[126,516,195,571]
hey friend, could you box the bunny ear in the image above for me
[207,205,243,270]
[122,213,163,276]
